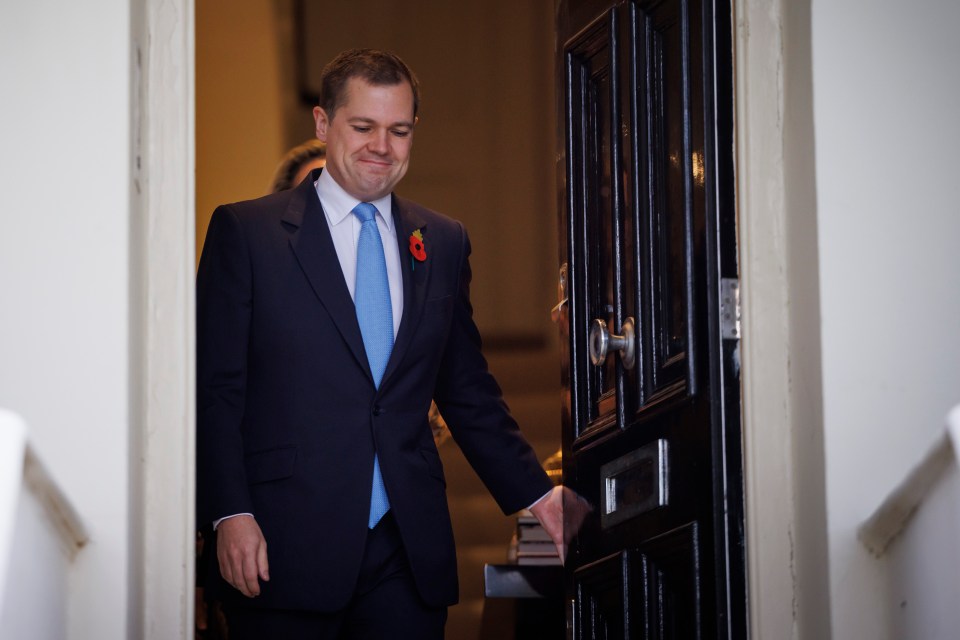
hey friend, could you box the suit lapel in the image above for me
[282,174,373,382]
[381,195,429,390]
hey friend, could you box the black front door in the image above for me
[556,0,746,637]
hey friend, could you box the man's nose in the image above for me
[367,130,389,154]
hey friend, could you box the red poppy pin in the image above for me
[409,229,426,269]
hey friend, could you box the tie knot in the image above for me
[352,202,378,223]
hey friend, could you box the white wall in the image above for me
[0,1,136,638]
[0,482,70,639]
[812,0,960,637]
[4,2,960,638]
[886,452,960,640]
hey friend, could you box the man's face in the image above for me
[313,77,416,201]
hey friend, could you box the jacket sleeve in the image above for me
[432,223,553,515]
[196,205,255,525]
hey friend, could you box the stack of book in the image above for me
[509,509,561,566]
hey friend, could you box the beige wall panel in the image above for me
[196,0,287,263]
[296,1,557,342]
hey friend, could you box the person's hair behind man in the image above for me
[318,48,421,120]
[269,139,326,193]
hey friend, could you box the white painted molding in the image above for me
[734,0,834,638]
[137,0,196,638]
[858,405,960,557]
[21,445,88,559]
[734,0,796,637]
[0,409,88,611]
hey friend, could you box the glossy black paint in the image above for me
[556,0,746,637]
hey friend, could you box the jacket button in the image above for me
[373,405,383,416]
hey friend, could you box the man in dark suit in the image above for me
[197,49,570,638]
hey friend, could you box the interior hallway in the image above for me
[195,2,562,637]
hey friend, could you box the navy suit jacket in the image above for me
[196,170,552,611]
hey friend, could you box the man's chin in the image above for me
[356,177,401,201]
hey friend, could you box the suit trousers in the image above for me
[223,512,447,640]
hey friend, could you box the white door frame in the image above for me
[137,0,829,637]
[734,0,831,638]
[137,0,195,638]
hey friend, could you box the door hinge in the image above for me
[720,278,741,340]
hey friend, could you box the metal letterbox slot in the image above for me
[600,440,668,529]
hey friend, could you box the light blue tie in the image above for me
[352,202,393,528]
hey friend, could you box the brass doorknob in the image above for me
[588,317,636,370]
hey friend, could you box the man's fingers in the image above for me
[217,550,234,590]
[216,515,268,598]
[223,546,251,596]
[562,487,592,545]
[241,551,262,597]
[529,486,565,555]
[528,485,593,564]
[258,539,270,582]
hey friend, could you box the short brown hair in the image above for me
[318,48,420,120]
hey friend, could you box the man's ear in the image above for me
[313,106,330,142]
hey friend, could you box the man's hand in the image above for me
[216,515,270,597]
[528,485,592,565]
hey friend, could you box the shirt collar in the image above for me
[315,168,394,231]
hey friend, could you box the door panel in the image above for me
[642,0,696,403]
[567,12,622,435]
[557,0,745,637]
[636,523,702,640]
[574,524,702,640]
[575,552,630,639]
